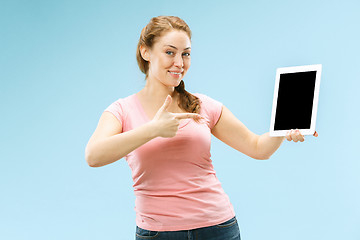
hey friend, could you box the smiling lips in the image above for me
[168,70,183,78]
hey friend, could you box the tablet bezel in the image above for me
[269,64,322,137]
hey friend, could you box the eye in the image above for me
[166,51,174,55]
[182,52,191,57]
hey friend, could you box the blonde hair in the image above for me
[136,16,200,114]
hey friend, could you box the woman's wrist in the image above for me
[145,120,161,139]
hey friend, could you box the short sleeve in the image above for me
[104,99,126,127]
[195,93,223,129]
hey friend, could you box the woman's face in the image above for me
[144,30,191,88]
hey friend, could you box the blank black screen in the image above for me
[274,71,316,130]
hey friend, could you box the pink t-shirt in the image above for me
[104,93,235,231]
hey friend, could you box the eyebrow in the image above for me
[165,45,191,50]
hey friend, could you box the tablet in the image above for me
[269,64,322,137]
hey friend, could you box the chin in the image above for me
[164,78,182,88]
[175,80,182,86]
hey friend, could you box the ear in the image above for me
[140,45,150,61]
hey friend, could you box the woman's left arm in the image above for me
[211,106,318,160]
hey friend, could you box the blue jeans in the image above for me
[135,216,241,240]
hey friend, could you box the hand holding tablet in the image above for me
[285,129,318,142]
[269,64,322,139]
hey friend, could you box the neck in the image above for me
[140,76,178,101]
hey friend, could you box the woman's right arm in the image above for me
[85,112,159,167]
[85,95,202,167]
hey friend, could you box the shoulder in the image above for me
[193,92,208,101]
[111,94,136,104]
[193,93,222,108]
[106,94,137,110]
[104,94,137,121]
[193,93,223,129]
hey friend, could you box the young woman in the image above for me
[85,16,318,240]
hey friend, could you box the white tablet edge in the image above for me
[269,64,322,137]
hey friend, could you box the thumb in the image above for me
[159,95,172,113]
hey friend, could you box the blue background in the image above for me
[1,0,359,239]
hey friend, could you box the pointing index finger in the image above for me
[174,113,203,120]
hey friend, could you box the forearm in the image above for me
[85,122,158,167]
[256,132,285,160]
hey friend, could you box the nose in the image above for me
[173,54,184,68]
